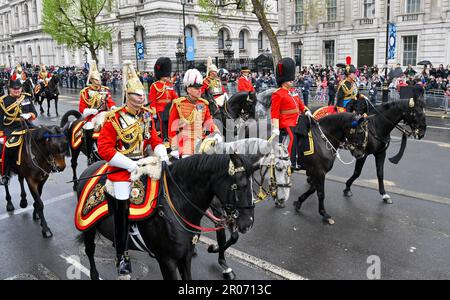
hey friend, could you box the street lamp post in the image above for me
[175,37,185,73]
[382,0,391,103]
[181,0,186,72]
[133,15,139,71]
[223,37,234,69]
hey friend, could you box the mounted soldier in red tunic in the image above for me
[97,60,169,278]
[270,57,312,170]
[237,66,255,93]
[79,60,116,164]
[201,57,228,108]
[148,57,178,145]
[169,68,223,159]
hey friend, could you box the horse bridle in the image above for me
[22,122,66,176]
[162,157,253,233]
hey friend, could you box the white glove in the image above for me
[170,150,179,159]
[20,113,32,120]
[108,152,138,173]
[272,128,280,136]
[153,114,158,120]
[305,110,313,118]
[213,133,224,144]
[154,144,169,163]
[83,108,98,118]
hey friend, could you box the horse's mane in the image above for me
[318,112,355,129]
[170,154,253,178]
[370,98,425,115]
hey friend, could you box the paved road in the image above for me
[0,89,449,280]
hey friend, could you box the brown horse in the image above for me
[3,125,68,238]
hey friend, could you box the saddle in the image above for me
[75,159,162,232]
[312,106,346,120]
[294,115,314,156]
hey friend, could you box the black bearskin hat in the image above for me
[154,57,172,80]
[276,57,296,86]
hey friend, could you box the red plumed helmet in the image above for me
[346,56,352,65]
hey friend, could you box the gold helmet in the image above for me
[87,60,101,85]
[16,63,22,74]
[123,60,145,96]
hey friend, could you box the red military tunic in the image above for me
[148,80,178,113]
[97,106,162,182]
[237,76,255,93]
[79,85,116,122]
[201,77,227,100]
[168,97,216,156]
[271,87,306,129]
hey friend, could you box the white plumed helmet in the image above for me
[183,69,203,88]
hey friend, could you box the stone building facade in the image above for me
[278,0,450,69]
[0,0,278,71]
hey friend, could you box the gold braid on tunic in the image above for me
[0,95,25,126]
[80,88,102,108]
[106,111,143,156]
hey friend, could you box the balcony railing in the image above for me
[290,24,303,32]
[359,18,374,25]
[400,13,421,22]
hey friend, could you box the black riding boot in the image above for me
[84,129,94,165]
[113,200,132,276]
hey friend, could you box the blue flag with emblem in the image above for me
[388,23,396,60]
[136,42,145,60]
[186,37,195,62]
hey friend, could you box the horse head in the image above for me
[219,154,255,234]
[403,95,427,139]
[38,125,68,172]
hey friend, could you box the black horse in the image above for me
[3,125,68,238]
[208,92,257,140]
[78,154,256,280]
[60,110,106,190]
[37,75,60,117]
[293,113,368,224]
[343,97,427,203]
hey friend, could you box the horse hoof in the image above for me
[117,274,131,280]
[223,269,236,280]
[293,200,302,212]
[382,194,393,204]
[20,200,28,209]
[207,245,219,253]
[6,203,15,212]
[274,199,285,208]
[343,189,353,197]
[42,229,53,238]
[323,217,335,225]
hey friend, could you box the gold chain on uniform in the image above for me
[108,113,143,155]
[81,88,102,108]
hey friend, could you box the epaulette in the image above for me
[106,106,123,120]
[0,95,6,103]
[172,97,186,105]
[142,106,156,115]
[198,98,209,105]
[80,87,89,95]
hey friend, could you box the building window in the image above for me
[402,35,417,66]
[218,29,225,50]
[295,0,304,24]
[258,31,263,50]
[406,0,421,13]
[239,30,245,50]
[324,40,335,67]
[326,0,337,21]
[294,43,302,67]
[363,0,375,18]
[23,4,30,27]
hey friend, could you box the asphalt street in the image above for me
[0,88,449,280]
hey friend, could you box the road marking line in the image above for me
[60,254,102,280]
[199,236,307,280]
[427,125,450,130]
[390,136,450,147]
[0,192,74,221]
[294,172,450,206]
[4,273,38,280]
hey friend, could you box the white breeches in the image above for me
[114,181,131,201]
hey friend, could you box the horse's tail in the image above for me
[60,110,82,128]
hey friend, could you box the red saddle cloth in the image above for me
[313,106,346,120]
[75,163,159,231]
